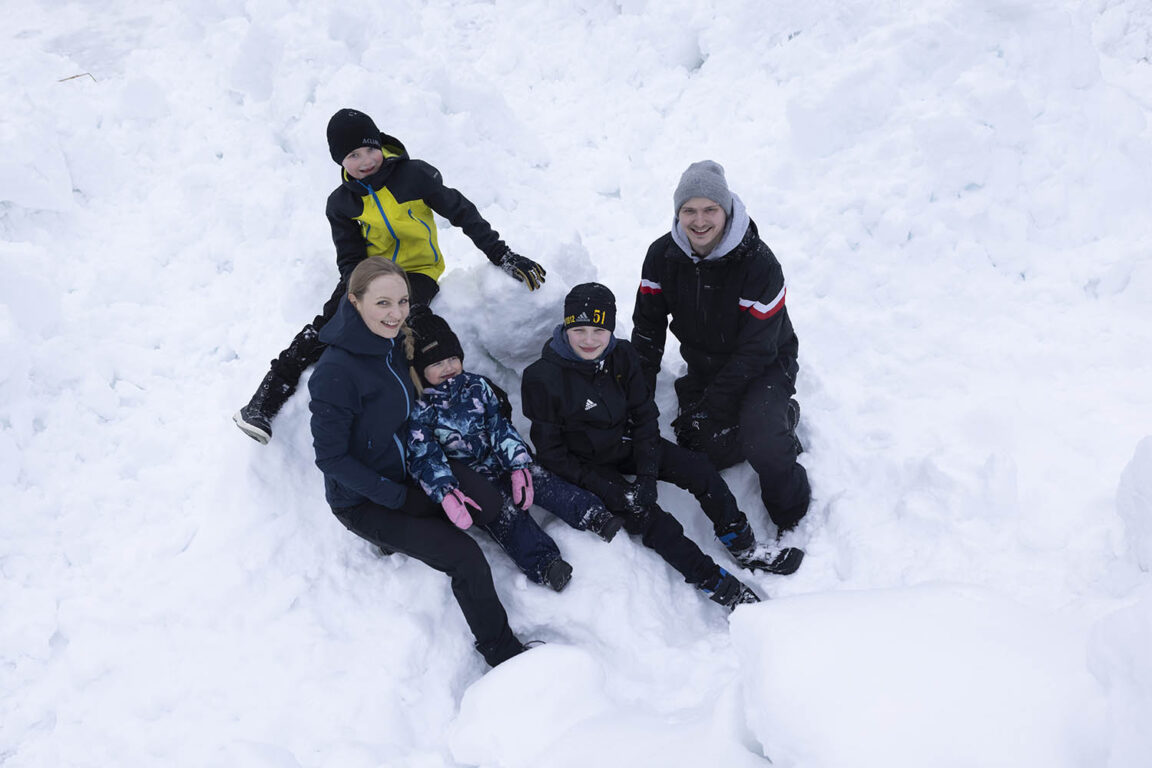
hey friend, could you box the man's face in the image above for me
[678,197,727,255]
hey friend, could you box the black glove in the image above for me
[672,401,712,453]
[633,475,658,507]
[672,401,709,433]
[498,249,546,291]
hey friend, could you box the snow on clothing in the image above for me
[326,134,510,284]
[521,328,744,588]
[407,371,565,585]
[307,297,523,667]
[631,194,810,530]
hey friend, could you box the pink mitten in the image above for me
[511,468,534,510]
[441,489,479,530]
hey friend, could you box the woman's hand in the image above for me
[441,488,480,530]
[511,468,534,510]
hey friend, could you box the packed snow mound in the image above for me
[450,643,768,767]
[730,584,1108,768]
[1117,437,1152,571]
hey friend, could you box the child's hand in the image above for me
[441,488,479,529]
[498,249,547,291]
[511,468,534,510]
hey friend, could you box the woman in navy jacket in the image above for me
[307,257,526,667]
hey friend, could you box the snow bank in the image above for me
[1117,437,1152,571]
[730,585,1107,768]
[450,643,768,768]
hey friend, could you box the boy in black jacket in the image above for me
[522,284,788,611]
[235,108,547,445]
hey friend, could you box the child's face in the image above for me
[341,147,384,179]
[349,274,409,339]
[423,356,463,386]
[566,327,611,361]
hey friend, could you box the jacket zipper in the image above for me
[383,339,410,465]
[358,180,401,261]
[409,209,441,264]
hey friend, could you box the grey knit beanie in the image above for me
[673,160,733,215]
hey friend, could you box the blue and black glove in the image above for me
[498,248,547,291]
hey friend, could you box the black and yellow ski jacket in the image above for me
[325,134,508,282]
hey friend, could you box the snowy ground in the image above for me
[3,0,1152,766]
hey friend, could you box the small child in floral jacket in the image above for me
[406,314,623,592]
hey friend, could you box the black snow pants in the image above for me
[674,361,810,532]
[331,464,521,667]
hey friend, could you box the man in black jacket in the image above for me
[632,161,810,537]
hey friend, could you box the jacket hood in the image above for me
[339,132,409,186]
[671,192,751,262]
[318,295,405,358]
[545,323,618,368]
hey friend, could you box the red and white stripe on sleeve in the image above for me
[739,283,786,319]
[639,278,662,295]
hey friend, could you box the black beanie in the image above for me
[411,314,465,381]
[327,108,383,164]
[563,283,616,332]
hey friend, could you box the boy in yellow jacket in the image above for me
[235,108,546,444]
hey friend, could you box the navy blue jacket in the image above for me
[308,297,415,510]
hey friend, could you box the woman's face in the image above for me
[350,274,409,338]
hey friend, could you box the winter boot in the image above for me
[233,369,296,444]
[786,397,803,455]
[700,568,761,611]
[586,509,624,543]
[720,521,805,576]
[476,626,529,667]
[543,558,573,592]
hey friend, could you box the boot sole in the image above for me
[233,411,271,445]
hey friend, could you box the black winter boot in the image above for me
[701,568,761,611]
[586,509,624,543]
[543,558,573,592]
[233,369,296,444]
[476,626,527,667]
[720,521,805,576]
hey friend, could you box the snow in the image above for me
[2,0,1151,766]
